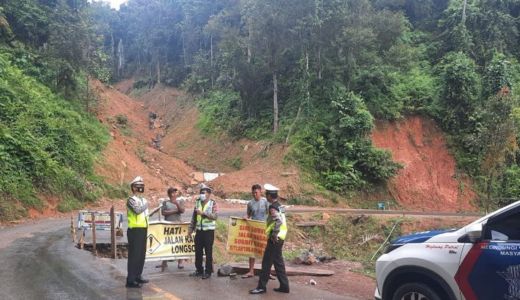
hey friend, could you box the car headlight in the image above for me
[383,243,403,254]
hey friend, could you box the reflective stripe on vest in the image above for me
[196,200,216,231]
[266,211,288,240]
[127,196,148,228]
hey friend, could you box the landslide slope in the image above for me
[129,83,304,199]
[372,116,476,212]
[112,80,476,212]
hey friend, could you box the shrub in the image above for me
[0,52,109,220]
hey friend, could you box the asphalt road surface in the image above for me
[0,217,358,300]
[0,207,480,300]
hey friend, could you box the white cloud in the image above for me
[91,0,127,9]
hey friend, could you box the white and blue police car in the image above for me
[375,200,520,300]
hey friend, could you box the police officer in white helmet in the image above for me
[250,184,290,294]
[126,176,150,288]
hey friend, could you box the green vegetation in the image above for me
[2,0,520,221]
[0,0,113,221]
[294,215,403,276]
[0,52,109,219]
[93,0,520,208]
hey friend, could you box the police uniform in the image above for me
[126,176,149,288]
[250,184,290,294]
[189,185,218,279]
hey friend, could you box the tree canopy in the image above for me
[2,0,520,212]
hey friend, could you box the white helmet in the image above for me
[199,183,212,193]
[264,183,279,197]
[130,176,144,186]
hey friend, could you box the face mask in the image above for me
[199,194,206,201]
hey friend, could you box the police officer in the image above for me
[126,176,150,288]
[249,184,290,294]
[188,184,218,279]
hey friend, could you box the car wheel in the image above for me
[392,282,442,300]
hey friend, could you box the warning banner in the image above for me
[145,221,195,262]
[77,210,123,231]
[226,217,267,258]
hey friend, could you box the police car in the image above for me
[375,200,520,300]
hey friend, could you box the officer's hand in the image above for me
[196,209,202,215]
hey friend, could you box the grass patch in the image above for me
[103,183,128,199]
[226,157,242,170]
[286,196,320,206]
[0,199,27,221]
[295,215,404,276]
[136,146,147,163]
[57,196,83,212]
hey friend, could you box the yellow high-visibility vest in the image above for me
[266,209,287,240]
[195,199,216,231]
[127,196,148,228]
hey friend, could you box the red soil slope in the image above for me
[371,116,476,212]
[92,80,193,204]
[133,84,304,199]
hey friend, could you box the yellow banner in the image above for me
[226,217,267,258]
[145,221,195,261]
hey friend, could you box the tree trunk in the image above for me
[462,0,467,23]
[117,39,124,78]
[273,72,279,133]
[85,73,90,113]
[210,34,214,88]
[111,32,116,77]
[285,104,302,144]
[317,46,322,80]
[306,50,309,71]
[156,58,161,85]
[182,34,187,67]
[247,23,252,63]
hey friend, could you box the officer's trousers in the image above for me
[195,229,214,274]
[127,227,147,283]
[257,239,290,291]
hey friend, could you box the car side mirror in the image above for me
[457,232,481,243]
[458,223,482,243]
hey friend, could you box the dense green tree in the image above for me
[55,0,520,202]
[437,51,481,132]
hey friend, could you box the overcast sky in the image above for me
[103,0,127,9]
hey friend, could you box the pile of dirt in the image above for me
[92,80,194,205]
[371,116,477,212]
[135,84,305,199]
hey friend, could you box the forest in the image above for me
[1,0,520,218]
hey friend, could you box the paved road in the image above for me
[0,208,481,299]
[0,217,357,300]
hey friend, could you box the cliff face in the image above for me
[371,116,476,212]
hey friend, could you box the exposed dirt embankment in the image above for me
[371,116,476,212]
[133,84,304,198]
[92,80,193,202]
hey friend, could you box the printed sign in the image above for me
[145,221,195,262]
[226,217,267,258]
[78,210,123,231]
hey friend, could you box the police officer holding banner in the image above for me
[188,184,218,279]
[250,184,290,294]
[126,176,150,288]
